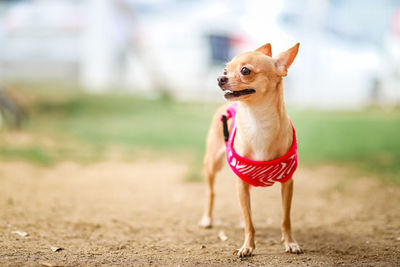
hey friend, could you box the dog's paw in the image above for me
[284,242,303,254]
[233,246,254,257]
[199,216,212,228]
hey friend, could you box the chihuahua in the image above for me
[200,43,302,257]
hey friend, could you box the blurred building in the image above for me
[0,0,399,108]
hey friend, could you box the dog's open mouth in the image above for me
[224,89,256,99]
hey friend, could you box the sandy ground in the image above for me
[0,160,399,266]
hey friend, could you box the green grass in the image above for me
[0,146,54,164]
[291,110,400,182]
[1,87,399,182]
[31,93,215,156]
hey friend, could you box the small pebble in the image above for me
[51,246,63,252]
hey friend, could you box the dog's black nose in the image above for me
[217,76,228,87]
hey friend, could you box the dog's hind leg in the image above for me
[281,178,303,253]
[200,145,225,228]
[200,106,229,228]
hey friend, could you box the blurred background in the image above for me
[0,0,399,181]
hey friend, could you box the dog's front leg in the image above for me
[233,179,255,257]
[281,178,303,254]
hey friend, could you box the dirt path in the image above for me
[0,160,399,266]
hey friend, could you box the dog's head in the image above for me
[217,43,299,101]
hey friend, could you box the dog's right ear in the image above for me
[255,43,272,57]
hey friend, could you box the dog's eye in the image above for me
[223,69,227,75]
[241,67,251,75]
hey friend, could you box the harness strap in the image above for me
[221,115,229,142]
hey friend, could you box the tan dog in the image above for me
[200,43,303,257]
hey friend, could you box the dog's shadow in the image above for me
[254,225,389,263]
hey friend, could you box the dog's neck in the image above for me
[234,80,293,161]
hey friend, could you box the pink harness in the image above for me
[223,103,298,187]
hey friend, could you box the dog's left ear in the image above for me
[255,43,272,57]
[275,43,300,76]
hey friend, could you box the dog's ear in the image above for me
[255,43,272,57]
[275,43,299,76]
